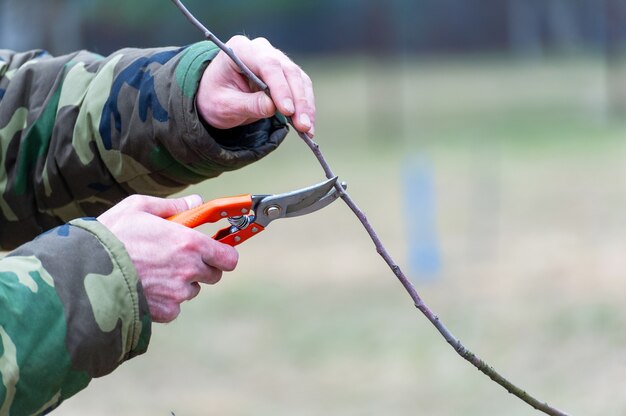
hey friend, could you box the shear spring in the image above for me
[228,215,255,230]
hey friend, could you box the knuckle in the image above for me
[284,63,302,77]
[179,264,199,283]
[189,261,204,276]
[169,198,188,214]
[229,34,249,46]
[175,234,203,256]
[248,98,263,117]
[296,99,315,118]
[248,94,264,115]
[175,236,194,252]
[255,94,274,117]
[260,55,281,70]
[252,36,271,46]
[296,97,310,108]
[123,194,152,212]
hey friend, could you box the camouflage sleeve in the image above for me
[0,217,150,414]
[0,42,288,249]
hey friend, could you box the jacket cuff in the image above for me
[173,41,288,174]
[68,218,152,365]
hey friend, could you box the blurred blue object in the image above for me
[403,156,441,281]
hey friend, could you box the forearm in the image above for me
[0,218,150,414]
[0,43,288,248]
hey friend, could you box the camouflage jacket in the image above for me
[0,42,287,414]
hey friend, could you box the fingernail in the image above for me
[282,99,295,114]
[183,194,203,209]
[299,113,311,129]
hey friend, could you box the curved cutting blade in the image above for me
[254,177,347,227]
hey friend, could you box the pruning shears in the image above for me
[168,177,347,246]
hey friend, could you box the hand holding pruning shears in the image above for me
[168,177,346,246]
[98,178,345,323]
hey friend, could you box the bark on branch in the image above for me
[170,1,570,415]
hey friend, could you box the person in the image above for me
[0,35,315,414]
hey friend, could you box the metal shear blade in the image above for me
[254,177,346,227]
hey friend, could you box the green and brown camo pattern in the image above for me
[0,41,287,249]
[0,41,287,414]
[1,218,150,415]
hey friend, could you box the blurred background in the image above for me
[3,0,626,414]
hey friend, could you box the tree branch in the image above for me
[170,1,570,415]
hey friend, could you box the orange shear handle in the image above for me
[167,194,253,228]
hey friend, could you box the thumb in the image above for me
[141,194,203,218]
[232,90,276,121]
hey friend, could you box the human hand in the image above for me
[97,195,238,323]
[197,35,316,136]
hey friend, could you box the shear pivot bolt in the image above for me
[264,205,281,220]
[220,211,228,217]
[241,208,248,214]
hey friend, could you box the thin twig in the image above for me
[170,1,570,415]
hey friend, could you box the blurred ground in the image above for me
[60,55,626,415]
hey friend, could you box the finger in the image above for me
[183,194,204,210]
[205,87,276,129]
[149,302,181,324]
[232,89,276,122]
[242,38,297,117]
[195,266,223,285]
[285,68,315,135]
[189,282,202,299]
[258,65,296,117]
[302,73,316,136]
[173,280,203,301]
[124,195,204,218]
[200,239,239,272]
